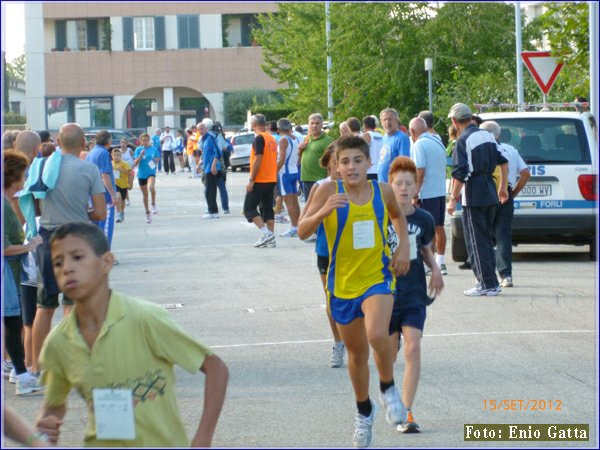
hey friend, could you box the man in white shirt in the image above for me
[160,126,176,175]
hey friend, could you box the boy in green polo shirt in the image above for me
[35,222,228,447]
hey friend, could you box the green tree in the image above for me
[529,3,590,99]
[224,89,281,125]
[6,53,25,80]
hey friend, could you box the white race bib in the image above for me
[409,233,418,260]
[113,170,120,179]
[353,220,375,249]
[93,389,135,440]
[148,161,156,170]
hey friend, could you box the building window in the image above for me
[46,97,112,130]
[222,14,259,48]
[10,102,21,115]
[134,17,155,50]
[55,19,99,51]
[177,15,200,49]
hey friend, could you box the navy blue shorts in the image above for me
[421,196,446,226]
[389,304,426,335]
[330,282,393,325]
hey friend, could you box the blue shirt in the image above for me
[134,145,159,179]
[412,132,448,199]
[378,130,410,182]
[201,132,222,174]
[152,135,161,152]
[86,145,115,203]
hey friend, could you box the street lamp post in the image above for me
[425,57,433,112]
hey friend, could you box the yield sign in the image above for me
[521,51,564,95]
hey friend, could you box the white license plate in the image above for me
[519,184,552,197]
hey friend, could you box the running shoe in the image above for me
[254,233,275,248]
[8,368,17,384]
[500,277,513,288]
[329,341,345,368]
[463,285,501,296]
[2,360,13,379]
[279,228,298,238]
[202,213,220,219]
[458,261,471,270]
[223,210,231,215]
[397,411,420,433]
[379,385,407,425]
[440,264,448,275]
[274,214,290,224]
[304,233,317,243]
[152,204,159,214]
[16,372,44,396]
[353,400,378,448]
[146,212,152,224]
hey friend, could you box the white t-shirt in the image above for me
[278,135,300,174]
[365,130,383,174]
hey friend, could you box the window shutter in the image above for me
[154,16,166,50]
[177,15,189,49]
[189,15,199,48]
[122,17,133,51]
[55,20,66,51]
[241,16,251,46]
[87,19,98,48]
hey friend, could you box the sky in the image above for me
[2,1,25,62]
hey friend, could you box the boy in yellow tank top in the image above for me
[299,136,410,448]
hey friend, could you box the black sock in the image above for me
[357,398,372,417]
[380,379,395,393]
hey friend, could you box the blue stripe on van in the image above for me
[514,200,596,209]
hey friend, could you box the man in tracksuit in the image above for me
[446,103,508,296]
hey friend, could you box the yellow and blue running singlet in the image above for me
[324,180,395,300]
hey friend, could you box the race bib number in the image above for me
[409,233,417,260]
[113,170,120,179]
[148,160,156,170]
[353,220,375,249]
[93,389,135,440]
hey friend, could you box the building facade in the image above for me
[25,2,280,132]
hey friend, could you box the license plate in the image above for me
[519,184,552,197]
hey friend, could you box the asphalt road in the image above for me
[3,169,598,448]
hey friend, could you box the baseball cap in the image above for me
[447,103,473,120]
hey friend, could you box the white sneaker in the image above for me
[329,341,345,368]
[16,372,44,396]
[304,233,317,243]
[500,277,513,288]
[274,214,290,224]
[202,213,220,219]
[8,368,17,384]
[2,360,13,379]
[279,227,298,238]
[146,212,152,224]
[254,233,275,248]
[152,204,159,214]
[353,400,378,448]
[379,385,407,425]
[223,210,231,215]
[463,285,501,296]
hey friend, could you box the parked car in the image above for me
[450,110,597,261]
[85,129,140,149]
[229,132,255,171]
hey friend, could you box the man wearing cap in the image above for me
[446,103,508,297]
[160,126,176,175]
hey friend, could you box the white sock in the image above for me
[260,226,271,235]
[436,254,445,266]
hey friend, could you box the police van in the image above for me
[451,108,597,261]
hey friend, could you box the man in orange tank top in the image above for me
[243,114,278,248]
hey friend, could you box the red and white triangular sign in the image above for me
[521,51,564,95]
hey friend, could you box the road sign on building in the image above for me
[521,51,564,95]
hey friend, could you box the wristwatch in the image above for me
[449,194,457,201]
[249,177,254,182]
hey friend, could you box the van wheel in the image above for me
[590,239,596,261]
[452,234,468,262]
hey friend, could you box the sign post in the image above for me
[521,51,564,103]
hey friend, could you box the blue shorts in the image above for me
[279,172,300,196]
[389,304,426,334]
[420,196,445,226]
[92,204,115,248]
[330,282,393,325]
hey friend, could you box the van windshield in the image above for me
[493,118,590,164]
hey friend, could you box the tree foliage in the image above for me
[254,3,590,132]
[224,89,282,125]
[6,54,25,81]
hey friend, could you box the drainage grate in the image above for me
[246,304,326,313]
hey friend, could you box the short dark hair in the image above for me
[346,117,361,133]
[335,135,370,160]
[95,130,112,146]
[363,116,376,130]
[418,111,434,128]
[268,121,278,133]
[50,222,110,257]
[38,130,51,143]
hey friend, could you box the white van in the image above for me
[451,110,597,260]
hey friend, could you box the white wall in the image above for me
[111,16,123,52]
[24,3,45,130]
[204,92,224,123]
[200,14,222,49]
[113,94,134,129]
[165,15,177,49]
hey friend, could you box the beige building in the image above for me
[25,2,280,132]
